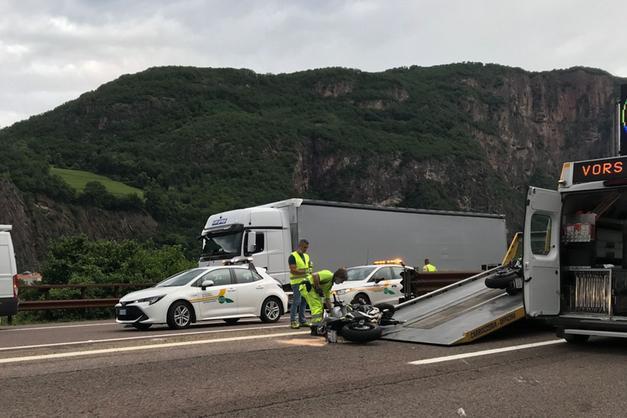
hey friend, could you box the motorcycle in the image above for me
[484,258,523,295]
[313,296,400,343]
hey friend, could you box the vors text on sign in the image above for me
[572,157,627,184]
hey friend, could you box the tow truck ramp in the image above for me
[382,268,524,345]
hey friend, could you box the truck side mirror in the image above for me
[246,231,257,254]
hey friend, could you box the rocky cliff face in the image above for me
[0,178,158,271]
[292,68,618,234]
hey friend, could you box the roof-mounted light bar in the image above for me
[373,258,404,265]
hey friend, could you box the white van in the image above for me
[0,225,18,319]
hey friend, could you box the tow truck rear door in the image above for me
[523,187,561,317]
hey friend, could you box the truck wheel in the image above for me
[341,323,382,343]
[260,297,282,323]
[132,323,152,331]
[563,334,589,344]
[167,301,192,329]
[352,293,371,305]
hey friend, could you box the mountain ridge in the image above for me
[0,63,622,269]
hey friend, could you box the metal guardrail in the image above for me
[16,272,479,311]
[18,283,154,311]
[409,271,480,296]
[19,299,121,310]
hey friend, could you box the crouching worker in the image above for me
[299,268,348,333]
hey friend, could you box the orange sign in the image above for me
[572,157,627,184]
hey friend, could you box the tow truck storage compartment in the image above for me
[559,189,627,319]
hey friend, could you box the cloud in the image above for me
[0,0,626,128]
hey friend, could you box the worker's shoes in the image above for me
[299,321,312,327]
[290,321,300,329]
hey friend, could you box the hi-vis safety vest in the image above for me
[289,251,312,285]
[423,263,437,272]
[305,269,334,299]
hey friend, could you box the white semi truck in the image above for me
[199,199,507,285]
[524,155,627,343]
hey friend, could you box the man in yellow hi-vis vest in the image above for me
[422,258,437,272]
[288,239,313,329]
[299,268,348,328]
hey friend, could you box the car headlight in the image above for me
[134,295,165,305]
[335,289,350,295]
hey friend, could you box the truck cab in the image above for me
[199,207,293,284]
[524,155,627,342]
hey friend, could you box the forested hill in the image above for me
[0,64,621,269]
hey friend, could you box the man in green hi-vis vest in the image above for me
[299,268,348,327]
[288,239,313,329]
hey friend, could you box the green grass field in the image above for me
[50,167,144,198]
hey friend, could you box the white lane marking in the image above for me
[0,331,310,364]
[408,339,565,365]
[4,322,116,332]
[0,324,289,351]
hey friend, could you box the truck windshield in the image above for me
[201,232,243,259]
[346,267,377,281]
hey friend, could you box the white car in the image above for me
[115,263,288,330]
[332,264,409,306]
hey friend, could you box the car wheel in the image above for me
[260,297,282,323]
[132,323,152,331]
[340,322,382,343]
[352,293,371,305]
[167,301,192,329]
[223,318,240,325]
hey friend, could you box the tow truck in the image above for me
[524,154,627,343]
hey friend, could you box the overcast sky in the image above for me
[0,0,625,128]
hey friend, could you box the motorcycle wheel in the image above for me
[340,323,382,343]
[485,271,517,289]
[505,287,521,296]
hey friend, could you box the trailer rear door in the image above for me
[523,187,561,316]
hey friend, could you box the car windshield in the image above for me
[156,269,205,287]
[201,232,243,259]
[346,266,377,281]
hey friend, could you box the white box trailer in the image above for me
[200,199,507,285]
[524,155,627,343]
[0,225,18,318]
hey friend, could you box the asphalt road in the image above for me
[1,318,627,417]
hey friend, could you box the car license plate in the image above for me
[118,308,126,315]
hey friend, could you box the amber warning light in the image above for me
[373,258,404,265]
[572,156,627,184]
